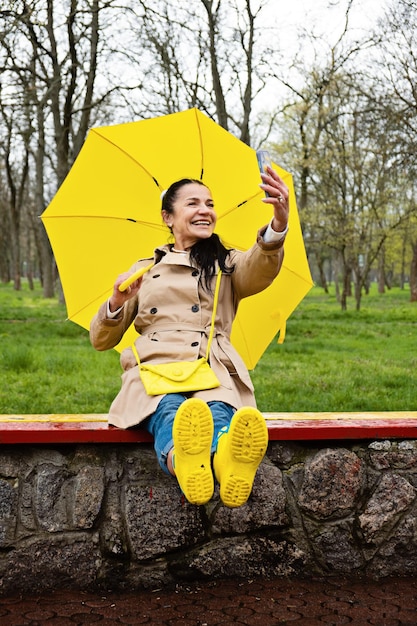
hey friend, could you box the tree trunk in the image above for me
[400,233,407,289]
[377,248,386,294]
[316,253,328,292]
[35,102,55,298]
[341,270,350,311]
[201,0,228,130]
[10,237,21,291]
[354,278,362,311]
[410,242,417,302]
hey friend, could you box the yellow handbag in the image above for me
[132,270,222,396]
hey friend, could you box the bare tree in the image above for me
[271,5,376,301]
[373,0,417,300]
[129,0,273,144]
[0,97,31,290]
[289,72,415,310]
[269,0,417,307]
[0,0,106,295]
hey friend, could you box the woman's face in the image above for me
[163,183,217,250]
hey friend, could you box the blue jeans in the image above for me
[144,394,235,475]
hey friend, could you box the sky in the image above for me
[250,0,387,123]
[280,0,385,31]
[269,0,386,55]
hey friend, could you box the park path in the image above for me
[1,576,417,625]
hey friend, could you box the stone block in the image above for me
[124,480,206,560]
[0,536,101,594]
[211,462,288,534]
[298,448,365,519]
[312,523,365,573]
[35,465,71,532]
[0,478,18,546]
[359,473,416,543]
[73,466,105,528]
[170,535,307,580]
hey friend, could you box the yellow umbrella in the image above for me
[41,108,313,370]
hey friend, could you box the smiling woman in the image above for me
[90,171,290,509]
[161,179,216,251]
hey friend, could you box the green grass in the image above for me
[0,282,121,413]
[252,285,417,412]
[0,281,416,414]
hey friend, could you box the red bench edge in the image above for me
[1,413,417,444]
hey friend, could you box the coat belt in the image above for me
[139,322,213,336]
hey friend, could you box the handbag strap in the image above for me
[131,268,222,365]
[205,269,222,359]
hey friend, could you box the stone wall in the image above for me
[1,439,417,595]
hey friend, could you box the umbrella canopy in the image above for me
[41,108,313,370]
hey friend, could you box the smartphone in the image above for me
[256,149,272,173]
[256,149,272,197]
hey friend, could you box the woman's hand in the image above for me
[108,272,142,313]
[260,166,289,233]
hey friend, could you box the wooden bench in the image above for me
[1,412,417,444]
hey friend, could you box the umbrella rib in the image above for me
[91,128,162,190]
[67,285,115,321]
[217,191,263,220]
[194,108,204,180]
[281,265,314,286]
[42,215,166,230]
[232,313,255,371]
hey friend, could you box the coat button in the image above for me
[192,270,199,277]
[191,304,199,313]
[191,341,199,347]
[150,307,158,314]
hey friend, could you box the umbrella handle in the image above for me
[118,262,154,292]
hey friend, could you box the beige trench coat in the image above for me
[90,226,285,428]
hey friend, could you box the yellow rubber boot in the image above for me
[213,407,268,508]
[172,398,214,505]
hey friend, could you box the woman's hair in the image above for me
[161,178,234,290]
